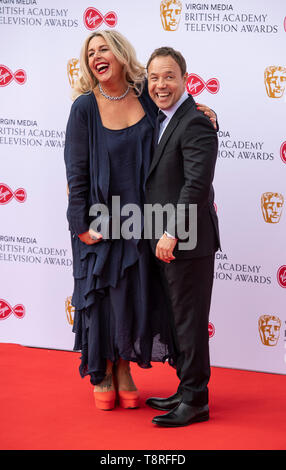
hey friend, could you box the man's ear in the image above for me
[183,72,188,86]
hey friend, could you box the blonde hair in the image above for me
[72,30,146,100]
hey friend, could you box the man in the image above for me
[145,47,220,427]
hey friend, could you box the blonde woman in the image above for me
[64,30,216,410]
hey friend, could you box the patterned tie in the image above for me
[153,110,166,150]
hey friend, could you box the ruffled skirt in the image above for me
[71,234,177,385]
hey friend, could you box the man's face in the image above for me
[148,55,187,110]
[161,2,182,31]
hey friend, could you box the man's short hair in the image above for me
[147,46,187,76]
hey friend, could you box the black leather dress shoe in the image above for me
[152,402,209,427]
[145,392,182,411]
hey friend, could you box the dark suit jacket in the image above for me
[145,94,220,259]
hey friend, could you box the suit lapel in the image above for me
[148,116,179,176]
[147,95,196,178]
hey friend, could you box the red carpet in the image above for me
[0,343,285,450]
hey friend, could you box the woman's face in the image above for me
[87,35,124,85]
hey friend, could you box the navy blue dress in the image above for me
[64,89,176,386]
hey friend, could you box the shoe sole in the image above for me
[152,414,209,427]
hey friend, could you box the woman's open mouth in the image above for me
[95,62,110,74]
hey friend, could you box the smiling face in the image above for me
[87,35,124,85]
[147,55,187,110]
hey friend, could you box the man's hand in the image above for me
[196,103,217,130]
[156,233,177,263]
[78,228,103,245]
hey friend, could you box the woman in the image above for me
[64,30,216,410]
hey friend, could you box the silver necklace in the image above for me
[98,82,130,101]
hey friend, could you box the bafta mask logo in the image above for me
[258,315,281,346]
[160,0,182,31]
[261,192,284,224]
[65,296,75,325]
[264,66,286,98]
[67,58,80,88]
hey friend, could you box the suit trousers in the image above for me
[158,253,215,406]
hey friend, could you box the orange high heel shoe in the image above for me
[94,389,116,410]
[118,390,140,409]
[115,359,140,408]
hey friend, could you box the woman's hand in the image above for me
[78,228,103,245]
[196,103,217,130]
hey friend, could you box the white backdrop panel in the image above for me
[0,0,285,373]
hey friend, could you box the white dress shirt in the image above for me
[158,91,189,239]
[158,91,189,143]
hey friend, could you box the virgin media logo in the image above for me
[0,184,27,204]
[0,299,25,321]
[0,65,27,87]
[208,322,215,338]
[280,141,286,164]
[83,7,117,30]
[186,73,220,96]
[277,266,286,288]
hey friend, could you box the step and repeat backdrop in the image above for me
[0,0,285,374]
